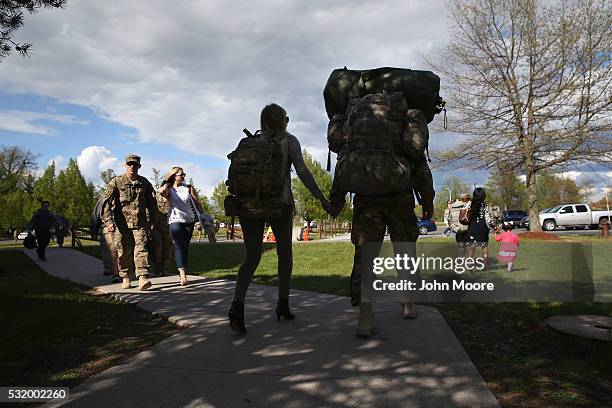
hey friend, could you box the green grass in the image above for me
[0,249,180,388]
[77,239,612,406]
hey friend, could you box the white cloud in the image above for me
[0,0,449,160]
[0,110,87,135]
[76,146,120,184]
[47,155,66,170]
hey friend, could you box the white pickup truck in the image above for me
[539,204,612,231]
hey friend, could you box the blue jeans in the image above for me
[169,222,195,269]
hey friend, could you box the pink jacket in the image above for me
[494,230,520,245]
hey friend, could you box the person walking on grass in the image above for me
[102,154,159,291]
[465,187,497,270]
[225,103,333,334]
[495,222,520,272]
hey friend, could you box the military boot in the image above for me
[401,302,417,319]
[356,302,375,337]
[122,277,132,289]
[138,276,152,291]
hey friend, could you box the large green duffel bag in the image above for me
[323,67,444,123]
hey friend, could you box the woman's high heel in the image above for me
[275,299,295,321]
[228,299,247,334]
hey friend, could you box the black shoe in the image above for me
[111,275,122,284]
[275,299,295,321]
[228,299,246,334]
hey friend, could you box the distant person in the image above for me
[102,154,159,291]
[54,214,68,248]
[465,188,497,269]
[91,196,121,283]
[226,103,332,334]
[28,201,56,261]
[443,200,452,236]
[450,194,471,256]
[495,223,520,273]
[158,167,211,286]
[13,228,18,243]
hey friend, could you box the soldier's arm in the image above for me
[413,157,435,219]
[101,178,117,229]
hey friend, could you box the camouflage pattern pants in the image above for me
[99,225,119,275]
[350,191,419,306]
[114,227,149,278]
[151,220,173,275]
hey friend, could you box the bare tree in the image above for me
[0,145,38,194]
[1,0,67,61]
[428,0,611,231]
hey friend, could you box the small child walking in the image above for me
[494,223,520,272]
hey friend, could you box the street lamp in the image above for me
[441,187,452,202]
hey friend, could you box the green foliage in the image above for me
[211,181,230,222]
[484,167,527,210]
[292,150,331,223]
[0,190,28,229]
[53,159,96,227]
[199,195,214,215]
[433,176,469,220]
[537,171,583,209]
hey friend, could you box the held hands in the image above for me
[421,201,434,220]
[321,198,343,218]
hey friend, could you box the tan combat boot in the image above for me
[122,277,131,289]
[401,302,417,319]
[356,302,375,337]
[138,275,152,291]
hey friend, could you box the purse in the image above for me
[459,208,470,225]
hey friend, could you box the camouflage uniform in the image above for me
[102,173,158,278]
[150,191,173,276]
[331,152,435,306]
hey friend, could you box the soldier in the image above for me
[102,154,159,290]
[28,200,57,261]
[329,109,435,337]
[150,190,173,277]
[91,196,121,283]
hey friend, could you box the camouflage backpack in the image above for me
[329,92,429,195]
[225,129,287,218]
[449,201,469,233]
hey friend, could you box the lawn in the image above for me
[0,249,180,389]
[77,238,612,407]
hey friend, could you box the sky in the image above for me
[0,0,610,200]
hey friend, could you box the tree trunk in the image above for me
[526,170,542,232]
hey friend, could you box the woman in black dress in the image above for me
[466,187,496,269]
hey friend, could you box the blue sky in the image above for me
[0,0,609,199]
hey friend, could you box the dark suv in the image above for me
[502,210,528,228]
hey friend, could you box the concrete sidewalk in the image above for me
[23,248,499,408]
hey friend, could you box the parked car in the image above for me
[502,210,528,228]
[539,204,612,231]
[17,231,29,240]
[417,218,437,235]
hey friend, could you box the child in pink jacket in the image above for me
[495,223,520,272]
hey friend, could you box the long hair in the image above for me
[470,187,486,221]
[168,166,184,185]
[260,103,287,131]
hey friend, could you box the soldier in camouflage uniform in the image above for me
[150,191,173,276]
[330,110,435,337]
[102,154,159,290]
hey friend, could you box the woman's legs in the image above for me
[234,217,266,302]
[169,222,195,269]
[270,206,294,300]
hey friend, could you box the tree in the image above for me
[484,165,527,210]
[1,0,67,61]
[0,190,28,230]
[210,181,230,223]
[54,159,95,227]
[100,168,116,185]
[433,176,469,220]
[0,145,38,194]
[292,150,331,225]
[199,195,214,216]
[429,0,612,231]
[152,168,161,189]
[536,170,582,209]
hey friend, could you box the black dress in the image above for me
[468,203,490,246]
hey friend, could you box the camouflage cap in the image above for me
[125,154,141,165]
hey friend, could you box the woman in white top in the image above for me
[158,166,204,286]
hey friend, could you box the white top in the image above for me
[167,185,196,224]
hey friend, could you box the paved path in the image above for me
[22,248,499,408]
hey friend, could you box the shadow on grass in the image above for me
[0,249,179,388]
